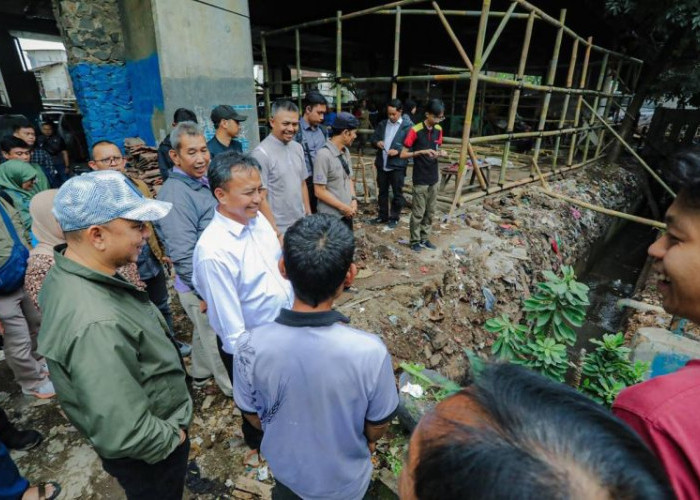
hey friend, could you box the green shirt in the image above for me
[38,247,192,464]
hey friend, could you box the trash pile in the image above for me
[124,137,162,195]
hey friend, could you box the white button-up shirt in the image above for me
[382,117,403,171]
[192,209,293,354]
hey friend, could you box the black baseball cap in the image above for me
[331,112,359,130]
[211,105,248,125]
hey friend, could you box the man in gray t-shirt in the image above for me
[313,112,359,230]
[251,100,310,235]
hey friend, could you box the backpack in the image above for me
[0,201,29,294]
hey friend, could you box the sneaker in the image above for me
[421,240,437,250]
[22,380,55,400]
[2,429,43,451]
[369,217,388,225]
[387,219,398,229]
[410,243,423,252]
[175,340,192,357]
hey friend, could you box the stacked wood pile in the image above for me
[124,137,162,195]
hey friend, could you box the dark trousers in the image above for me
[376,167,406,221]
[216,336,264,450]
[101,439,190,500]
[145,270,175,338]
[306,176,318,214]
[272,480,375,499]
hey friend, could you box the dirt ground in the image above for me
[3,160,645,498]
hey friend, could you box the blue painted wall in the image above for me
[69,54,164,149]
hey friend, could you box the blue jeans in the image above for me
[0,442,29,499]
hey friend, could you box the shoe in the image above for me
[176,340,192,357]
[387,219,398,229]
[2,429,43,451]
[22,380,55,399]
[369,217,388,225]
[192,376,212,388]
[421,240,437,250]
[411,243,423,252]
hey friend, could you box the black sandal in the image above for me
[35,481,61,500]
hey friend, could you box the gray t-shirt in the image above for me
[233,309,399,500]
[251,135,308,233]
[313,140,353,217]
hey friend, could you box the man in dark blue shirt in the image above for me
[207,105,247,158]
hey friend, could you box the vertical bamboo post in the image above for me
[449,0,491,216]
[552,38,578,171]
[566,36,592,167]
[498,10,535,186]
[391,7,401,99]
[532,9,566,164]
[582,52,608,162]
[295,29,302,111]
[261,33,271,120]
[336,11,342,113]
[595,69,614,157]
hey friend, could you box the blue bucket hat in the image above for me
[53,170,172,232]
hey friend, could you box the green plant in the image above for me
[523,337,569,382]
[579,333,649,405]
[485,314,529,361]
[399,362,461,402]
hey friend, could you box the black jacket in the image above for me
[370,116,413,170]
[157,135,174,181]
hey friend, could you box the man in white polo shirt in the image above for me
[251,100,310,235]
[192,150,293,450]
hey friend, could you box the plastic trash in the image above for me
[482,287,496,311]
[400,382,425,399]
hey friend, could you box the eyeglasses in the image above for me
[432,115,446,123]
[95,156,124,165]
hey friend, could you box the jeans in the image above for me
[0,441,28,499]
[216,336,265,450]
[144,270,175,337]
[101,439,189,500]
[409,183,437,245]
[376,168,406,221]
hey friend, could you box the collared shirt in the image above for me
[233,308,399,500]
[313,140,353,218]
[31,148,57,185]
[404,122,443,185]
[207,135,243,158]
[192,209,293,354]
[250,134,308,234]
[297,117,327,176]
[38,245,192,464]
[382,117,403,171]
[613,360,700,499]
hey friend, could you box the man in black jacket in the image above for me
[370,99,412,228]
[157,108,197,181]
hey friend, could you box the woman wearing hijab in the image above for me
[25,190,145,311]
[0,160,39,234]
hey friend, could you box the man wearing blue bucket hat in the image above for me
[37,170,193,499]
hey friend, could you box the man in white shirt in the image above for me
[251,100,311,235]
[192,150,293,450]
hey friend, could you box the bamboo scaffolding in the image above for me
[441,123,607,144]
[532,9,565,164]
[449,0,492,216]
[499,10,535,186]
[566,37,593,167]
[595,72,615,157]
[540,190,666,229]
[581,99,676,198]
[482,1,518,65]
[552,38,578,171]
[391,7,401,99]
[433,1,474,72]
[336,11,342,112]
[582,53,609,162]
[377,8,531,18]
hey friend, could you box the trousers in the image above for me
[376,167,406,221]
[409,183,437,245]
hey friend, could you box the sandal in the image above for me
[24,481,61,500]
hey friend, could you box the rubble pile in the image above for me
[124,137,162,195]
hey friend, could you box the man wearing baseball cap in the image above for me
[37,170,193,499]
[207,104,248,158]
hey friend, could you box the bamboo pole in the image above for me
[377,8,531,18]
[552,38,578,171]
[432,1,474,72]
[540,190,666,229]
[391,7,401,99]
[261,34,271,120]
[482,1,518,65]
[295,29,302,111]
[533,9,565,164]
[336,11,342,113]
[581,99,676,198]
[532,158,551,190]
[499,10,535,186]
[449,0,491,216]
[595,70,615,157]
[582,53,609,162]
[566,37,592,167]
[440,123,606,144]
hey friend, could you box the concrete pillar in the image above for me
[150,0,259,149]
